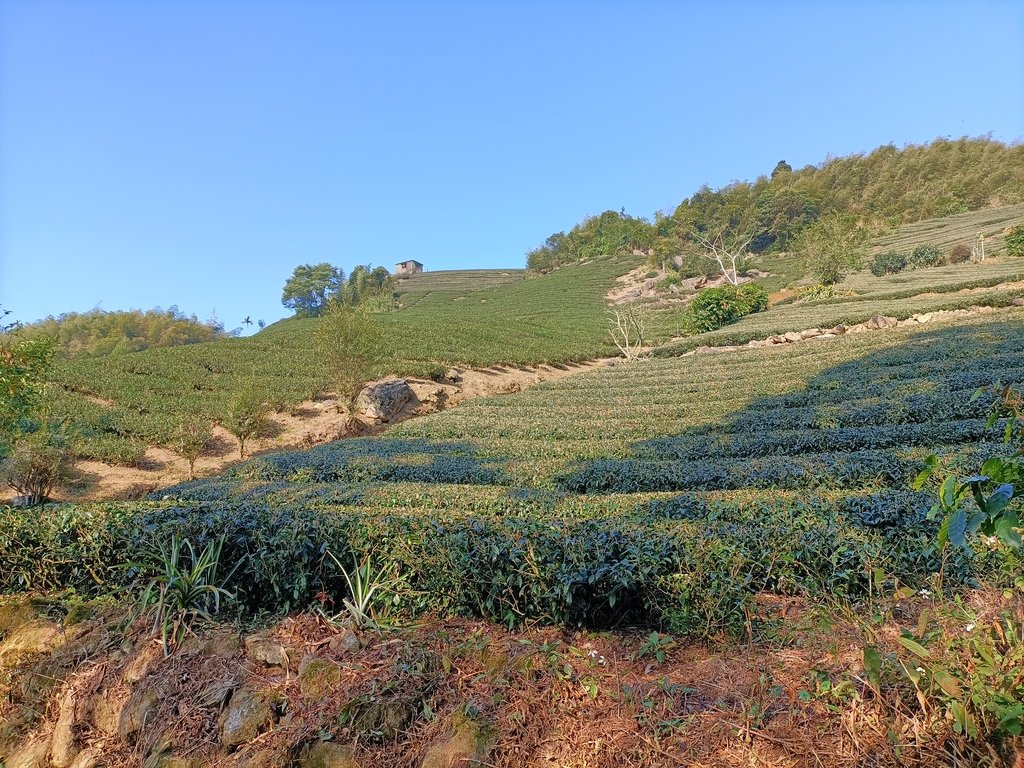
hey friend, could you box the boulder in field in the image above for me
[356,379,413,421]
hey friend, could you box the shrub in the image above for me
[736,282,769,313]
[948,242,973,264]
[1007,224,1024,257]
[687,283,768,333]
[908,245,945,269]
[1,428,74,503]
[870,251,908,276]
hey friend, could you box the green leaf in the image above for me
[940,476,959,510]
[863,645,882,690]
[897,635,930,659]
[986,484,1014,516]
[994,511,1022,547]
[931,668,961,697]
[912,456,938,490]
[946,509,967,548]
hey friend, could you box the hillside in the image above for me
[46,255,637,468]
[528,136,1024,271]
[3,309,1023,766]
[35,200,1024,478]
[394,268,527,302]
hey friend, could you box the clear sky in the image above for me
[1,0,1022,333]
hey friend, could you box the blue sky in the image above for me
[1,0,1022,333]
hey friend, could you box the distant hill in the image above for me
[528,136,1024,271]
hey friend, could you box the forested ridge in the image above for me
[527,136,1024,271]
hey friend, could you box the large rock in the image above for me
[356,379,413,421]
[0,620,61,665]
[865,314,897,330]
[297,742,360,768]
[244,636,289,668]
[219,687,276,748]
[420,712,495,768]
[1012,297,1024,307]
[118,687,160,740]
[4,738,51,768]
[51,687,81,768]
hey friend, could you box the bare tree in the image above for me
[686,220,757,286]
[608,304,650,361]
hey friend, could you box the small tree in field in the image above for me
[314,303,384,416]
[172,415,213,480]
[684,219,757,286]
[222,391,270,459]
[1,426,73,504]
[608,304,649,361]
[794,213,869,285]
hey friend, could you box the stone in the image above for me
[328,629,361,656]
[356,379,414,421]
[240,749,280,768]
[67,749,100,768]
[245,636,289,668]
[122,644,161,684]
[51,687,81,768]
[0,621,61,664]
[298,658,342,699]
[769,335,787,344]
[219,687,275,748]
[816,333,837,340]
[915,312,934,323]
[118,687,160,740]
[297,742,360,768]
[196,678,237,708]
[420,712,496,768]
[1012,297,1024,307]
[349,699,415,741]
[5,738,51,768]
[829,324,847,335]
[783,332,802,343]
[799,328,821,339]
[443,368,460,383]
[864,314,897,330]
[91,691,123,736]
[0,599,37,634]
[201,631,241,659]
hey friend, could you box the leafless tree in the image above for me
[608,304,649,361]
[687,220,757,286]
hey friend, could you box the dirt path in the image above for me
[64,360,611,502]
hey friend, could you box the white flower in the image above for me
[916,666,926,674]
[918,589,932,598]
[965,623,975,633]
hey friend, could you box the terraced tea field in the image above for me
[41,208,1024,469]
[867,202,1024,256]
[11,312,1022,630]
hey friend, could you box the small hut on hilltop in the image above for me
[394,260,424,278]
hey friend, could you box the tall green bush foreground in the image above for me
[915,383,1022,550]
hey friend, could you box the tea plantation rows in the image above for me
[48,255,640,464]
[3,315,1021,636]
